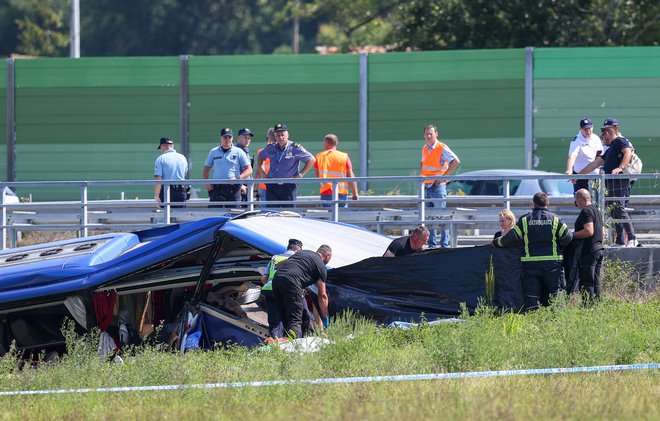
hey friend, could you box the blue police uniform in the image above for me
[154,149,188,205]
[602,136,636,245]
[204,145,251,205]
[236,144,254,203]
[257,140,313,205]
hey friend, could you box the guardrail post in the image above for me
[418,178,426,226]
[1,191,6,250]
[598,173,606,216]
[332,181,339,222]
[80,184,88,238]
[503,179,511,210]
[247,180,255,212]
[598,173,608,241]
[164,182,171,224]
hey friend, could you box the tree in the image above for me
[10,0,69,56]
[389,0,660,50]
[285,0,403,51]
[80,0,302,56]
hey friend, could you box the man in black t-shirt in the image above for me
[383,225,430,257]
[579,124,637,247]
[272,245,332,339]
[573,189,604,303]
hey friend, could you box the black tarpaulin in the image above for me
[326,245,524,324]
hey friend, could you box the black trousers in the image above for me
[606,179,635,244]
[158,185,187,208]
[578,249,603,304]
[563,240,583,294]
[265,183,297,207]
[572,171,589,193]
[521,262,564,311]
[272,277,311,339]
[261,289,283,338]
[209,184,241,208]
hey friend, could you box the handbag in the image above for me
[622,151,643,175]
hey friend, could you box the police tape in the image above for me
[0,363,658,396]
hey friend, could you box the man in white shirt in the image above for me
[565,118,602,193]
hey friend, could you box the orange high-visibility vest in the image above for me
[420,141,449,184]
[258,148,270,190]
[315,149,349,195]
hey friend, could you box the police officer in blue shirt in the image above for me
[154,137,189,208]
[203,128,252,207]
[236,128,254,203]
[256,123,315,207]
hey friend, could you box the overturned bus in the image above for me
[0,211,525,357]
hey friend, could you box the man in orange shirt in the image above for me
[420,124,460,248]
[314,134,359,207]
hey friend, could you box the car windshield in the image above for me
[540,178,574,196]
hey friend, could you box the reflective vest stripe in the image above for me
[319,169,346,177]
[551,217,559,259]
[522,217,530,259]
[262,254,289,290]
[316,150,348,195]
[520,255,564,262]
[420,142,449,185]
[513,225,523,238]
[519,215,564,262]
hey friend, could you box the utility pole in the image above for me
[70,0,80,58]
[292,0,300,54]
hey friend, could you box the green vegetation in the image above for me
[2,0,659,57]
[0,257,657,419]
[0,297,658,419]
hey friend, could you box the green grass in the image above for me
[0,297,658,420]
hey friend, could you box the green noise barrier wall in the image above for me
[2,46,659,201]
[533,47,660,175]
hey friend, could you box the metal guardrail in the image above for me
[2,173,659,250]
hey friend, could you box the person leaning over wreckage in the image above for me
[491,192,573,311]
[383,225,430,257]
[260,238,303,338]
[272,245,332,339]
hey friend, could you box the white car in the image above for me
[447,169,575,197]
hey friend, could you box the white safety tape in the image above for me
[0,363,657,396]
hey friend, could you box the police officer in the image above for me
[579,124,637,247]
[256,123,315,207]
[260,238,303,338]
[203,128,252,207]
[272,245,332,339]
[492,192,573,311]
[154,137,189,208]
[564,118,602,193]
[236,128,254,203]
